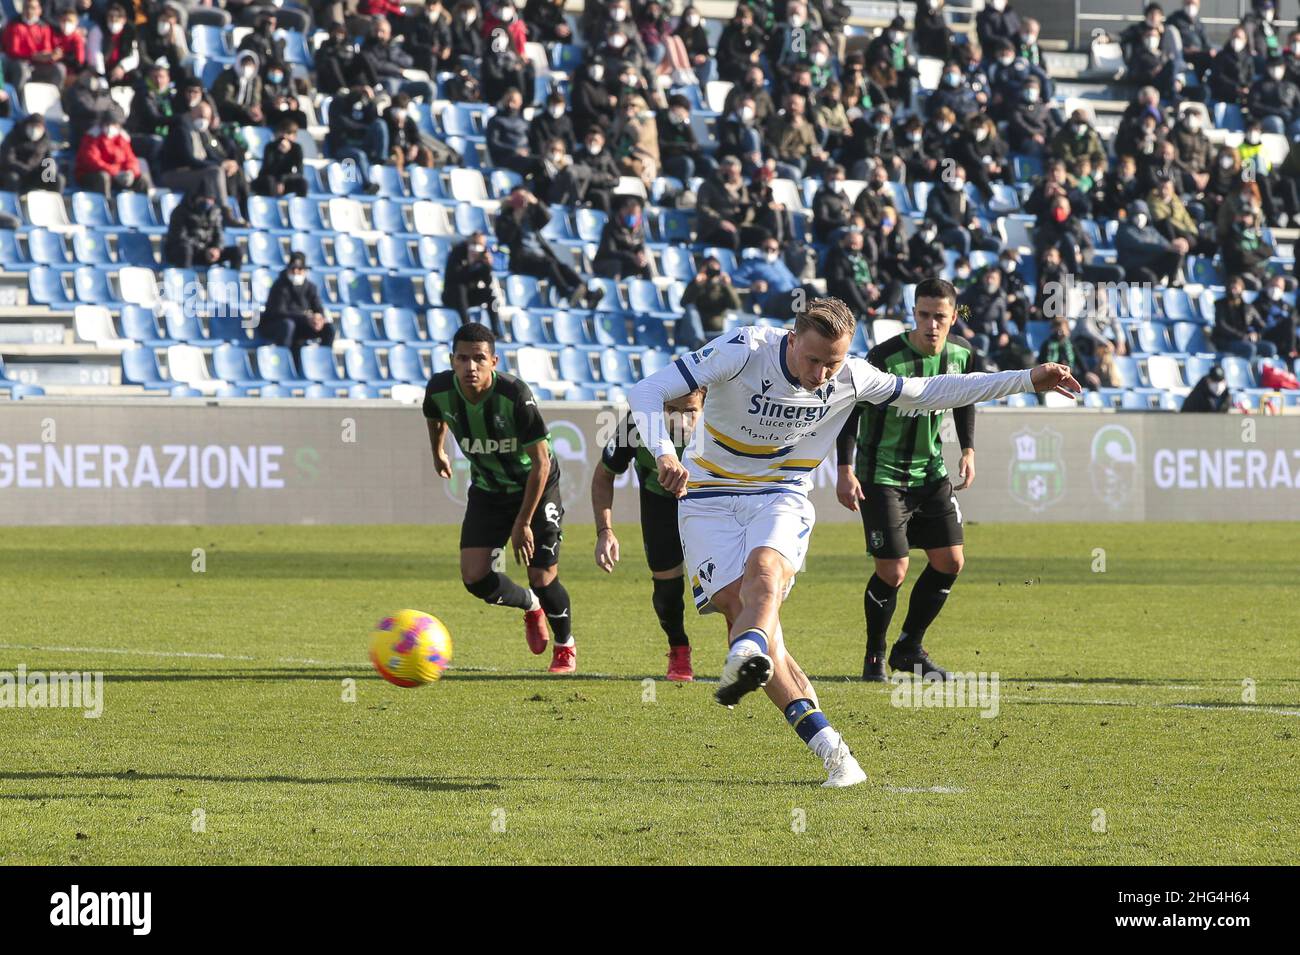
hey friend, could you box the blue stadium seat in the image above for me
[334,233,376,271]
[424,272,443,305]
[426,307,462,342]
[659,246,695,282]
[1220,355,1253,389]
[116,192,159,229]
[1133,323,1171,353]
[1023,320,1051,352]
[1213,102,1245,131]
[254,345,310,387]
[0,230,30,269]
[337,270,374,305]
[1112,355,1140,388]
[381,274,421,309]
[208,314,249,344]
[163,304,205,343]
[1183,354,1216,385]
[505,274,545,308]
[249,231,287,268]
[28,228,68,265]
[508,310,550,344]
[701,247,738,274]
[71,191,114,228]
[120,305,169,346]
[593,312,629,345]
[71,230,110,265]
[600,348,637,384]
[642,349,672,376]
[368,164,406,199]
[387,343,426,382]
[288,197,326,232]
[1171,322,1209,354]
[655,209,694,243]
[248,195,289,232]
[489,169,523,198]
[553,312,592,345]
[454,202,490,234]
[633,318,671,350]
[378,236,420,273]
[279,28,313,66]
[290,232,330,268]
[213,343,269,388]
[576,208,608,243]
[121,346,171,389]
[116,232,157,267]
[559,348,598,383]
[408,166,444,200]
[73,266,120,305]
[327,160,365,196]
[1005,393,1038,408]
[343,344,387,383]
[299,343,344,383]
[588,277,621,312]
[383,306,423,342]
[418,235,452,271]
[339,307,386,344]
[541,207,577,243]
[1120,391,1152,410]
[190,24,232,60]
[348,383,381,399]
[371,198,408,234]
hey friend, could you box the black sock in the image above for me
[532,578,572,644]
[465,571,535,611]
[897,566,959,650]
[864,573,899,656]
[652,576,689,648]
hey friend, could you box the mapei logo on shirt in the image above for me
[459,436,518,455]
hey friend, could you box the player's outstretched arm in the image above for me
[889,363,1080,412]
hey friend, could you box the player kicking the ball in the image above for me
[627,298,1079,786]
[424,322,577,673]
[591,388,705,682]
[836,278,977,682]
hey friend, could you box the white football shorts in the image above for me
[679,489,816,615]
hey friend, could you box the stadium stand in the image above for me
[0,0,1297,411]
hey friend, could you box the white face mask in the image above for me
[1208,378,1227,396]
[998,55,1014,67]
[1146,36,1160,51]
[1232,37,1246,52]
[499,7,515,22]
[974,127,988,142]
[193,117,210,132]
[609,33,626,49]
[587,142,602,155]
[589,65,604,81]
[26,125,42,141]
[813,53,828,66]
[991,0,1005,10]
[1267,285,1285,301]
[242,65,257,79]
[108,20,124,35]
[290,273,306,286]
[829,179,844,193]
[158,22,171,36]
[1293,42,1300,55]
[1133,213,1148,229]
[948,178,964,191]
[611,7,626,21]
[765,251,779,263]
[790,15,805,28]
[1184,115,1201,131]
[936,121,952,133]
[1023,88,1040,103]
[549,105,564,118]
[686,15,699,27]
[740,106,755,122]
[1270,67,1286,81]
[1247,130,1262,144]
[464,11,476,25]
[63,21,78,35]
[1220,155,1234,169]
[1186,4,1198,17]
[106,124,121,137]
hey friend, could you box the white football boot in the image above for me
[713,649,774,708]
[821,741,868,788]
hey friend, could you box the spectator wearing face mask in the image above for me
[1006,78,1057,155]
[824,227,882,321]
[1116,199,1185,285]
[763,92,827,180]
[986,39,1051,122]
[907,220,946,277]
[443,231,499,329]
[852,164,899,233]
[260,60,308,130]
[1284,29,1300,85]
[1139,138,1185,196]
[923,105,959,165]
[1122,17,1180,99]
[1211,28,1254,105]
[1243,0,1281,60]
[674,5,710,79]
[610,93,660,185]
[51,7,86,74]
[213,50,265,126]
[717,94,764,174]
[845,104,903,183]
[260,252,333,357]
[1249,56,1300,137]
[496,185,602,308]
[1170,108,1212,192]
[0,114,61,192]
[1050,110,1108,180]
[557,127,620,212]
[127,62,174,171]
[141,5,188,76]
[1167,1,1212,77]
[1147,174,1210,256]
[75,111,149,200]
[1036,317,1084,382]
[956,268,1013,368]
[896,116,938,184]
[533,137,572,204]
[164,179,242,268]
[868,213,913,311]
[525,0,572,45]
[915,0,954,60]
[1258,277,1298,358]
[657,93,713,182]
[1182,365,1232,412]
[1223,210,1275,287]
[405,0,454,75]
[724,68,775,127]
[864,16,917,107]
[64,68,124,151]
[735,238,816,320]
[925,164,999,257]
[594,197,653,280]
[2,0,67,91]
[365,16,434,102]
[695,156,759,250]
[716,5,764,84]
[86,2,138,86]
[812,164,854,242]
[316,22,378,95]
[1234,122,1288,227]
[486,86,542,178]
[1213,274,1277,360]
[927,61,981,121]
[325,85,388,195]
[680,255,742,341]
[529,91,576,155]
[1071,285,1129,369]
[954,114,1007,203]
[1034,194,1093,274]
[572,59,618,140]
[253,118,307,197]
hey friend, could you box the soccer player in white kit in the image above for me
[628,298,1080,786]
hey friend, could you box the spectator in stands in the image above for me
[926,162,998,257]
[927,59,982,121]
[657,93,712,182]
[695,155,759,250]
[213,50,265,127]
[813,82,851,158]
[1033,194,1092,274]
[1260,275,1298,358]
[260,252,334,356]
[1216,176,1265,242]
[851,162,898,233]
[864,16,916,107]
[674,6,710,80]
[1052,110,1108,180]
[525,0,572,45]
[718,93,764,174]
[1204,145,1243,225]
[1116,199,1186,284]
[315,23,375,96]
[1037,317,1083,378]
[724,67,775,127]
[406,0,454,75]
[680,255,741,339]
[907,220,946,278]
[636,0,671,65]
[481,1,535,106]
[824,226,881,321]
[1243,0,1281,61]
[736,236,814,320]
[237,11,286,71]
[1148,174,1211,256]
[749,164,801,252]
[486,87,541,178]
[529,91,575,155]
[811,163,854,242]
[140,5,188,76]
[2,0,67,91]
[161,98,250,223]
[235,0,308,34]
[717,4,764,84]
[976,0,1021,56]
[365,16,433,102]
[1121,8,1182,99]
[51,5,86,76]
[916,0,954,61]
[1171,107,1212,194]
[1222,209,1275,287]
[1213,274,1277,360]
[556,126,619,211]
[65,67,124,151]
[0,114,60,193]
[383,94,434,171]
[845,103,902,183]
[253,117,307,197]
[449,0,486,64]
[1139,138,1184,195]
[261,61,308,130]
[895,115,937,184]
[325,86,387,195]
[1181,365,1231,413]
[954,113,1008,203]
[1249,56,1300,137]
[764,91,826,180]
[495,185,601,307]
[86,2,138,86]
[572,60,617,140]
[1167,0,1212,77]
[868,211,912,312]
[611,92,661,186]
[443,232,498,328]
[1211,26,1253,105]
[1006,76,1056,156]
[164,179,242,268]
[594,196,652,280]
[75,112,150,199]
[127,61,173,172]
[923,104,959,167]
[1071,284,1129,363]
[957,268,1013,367]
[1285,29,1300,84]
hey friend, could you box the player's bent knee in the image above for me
[876,559,908,588]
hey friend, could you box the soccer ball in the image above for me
[369,610,453,687]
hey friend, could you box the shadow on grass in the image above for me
[0,770,500,792]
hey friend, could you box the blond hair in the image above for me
[795,297,856,341]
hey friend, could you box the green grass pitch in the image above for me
[0,521,1297,865]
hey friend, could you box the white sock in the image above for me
[554,636,575,647]
[808,726,842,761]
[525,591,540,613]
[727,637,765,661]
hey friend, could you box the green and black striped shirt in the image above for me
[422,371,556,494]
[837,333,976,487]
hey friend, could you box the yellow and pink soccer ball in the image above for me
[369,610,453,687]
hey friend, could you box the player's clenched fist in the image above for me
[1029,362,1083,399]
[836,466,865,512]
[656,454,689,498]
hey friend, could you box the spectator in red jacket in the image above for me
[51,6,87,75]
[1,0,67,91]
[361,0,404,17]
[75,113,152,200]
[483,0,529,56]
